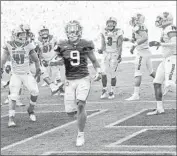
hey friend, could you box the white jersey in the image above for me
[101,28,123,53]
[161,25,177,58]
[37,35,57,61]
[3,41,36,75]
[133,24,149,51]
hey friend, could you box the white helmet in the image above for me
[106,17,117,30]
[155,12,173,28]
[13,25,27,44]
[38,25,49,38]
[129,13,145,27]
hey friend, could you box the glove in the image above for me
[149,41,161,47]
[98,49,103,54]
[5,65,11,74]
[123,37,130,41]
[117,55,122,63]
[42,60,49,67]
[34,68,42,83]
[1,68,3,79]
[130,45,136,54]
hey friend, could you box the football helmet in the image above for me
[106,17,117,30]
[13,25,27,44]
[39,25,49,38]
[155,12,173,28]
[129,13,145,27]
[65,20,82,42]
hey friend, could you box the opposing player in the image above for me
[37,25,65,95]
[1,25,41,127]
[147,12,176,115]
[125,13,156,101]
[54,20,102,146]
[98,17,123,99]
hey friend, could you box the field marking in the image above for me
[106,145,176,148]
[105,109,147,128]
[106,129,147,147]
[1,109,108,151]
[1,100,176,108]
[108,126,177,130]
[1,109,104,118]
[42,150,176,155]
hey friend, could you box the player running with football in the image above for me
[53,20,102,146]
[147,12,176,115]
[125,13,156,101]
[1,25,41,127]
[98,17,123,99]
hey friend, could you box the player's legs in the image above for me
[146,55,156,78]
[147,62,165,115]
[108,53,120,99]
[100,53,109,99]
[75,76,91,146]
[125,54,143,101]
[164,56,176,95]
[8,74,22,127]
[22,73,39,121]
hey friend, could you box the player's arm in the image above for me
[29,50,41,82]
[1,47,10,70]
[87,50,101,81]
[98,33,106,54]
[116,35,123,62]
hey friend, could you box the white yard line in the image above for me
[107,145,176,148]
[106,129,147,147]
[1,109,108,151]
[105,109,147,128]
[108,126,177,130]
[42,150,176,155]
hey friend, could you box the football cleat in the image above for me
[100,89,108,99]
[125,94,140,101]
[76,133,85,147]
[108,92,115,99]
[8,117,16,127]
[27,108,36,122]
[4,98,9,104]
[146,109,165,116]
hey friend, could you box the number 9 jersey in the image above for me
[3,41,36,74]
[54,39,94,80]
[101,28,123,53]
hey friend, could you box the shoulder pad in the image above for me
[81,39,94,50]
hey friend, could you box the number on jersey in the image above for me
[70,50,80,66]
[107,37,112,46]
[13,53,25,64]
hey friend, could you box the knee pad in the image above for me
[134,71,142,77]
[67,111,77,117]
[8,94,18,101]
[77,100,86,106]
[30,88,39,97]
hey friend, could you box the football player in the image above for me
[1,25,41,127]
[37,25,65,95]
[147,12,176,115]
[125,13,156,101]
[54,20,102,146]
[98,17,123,99]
